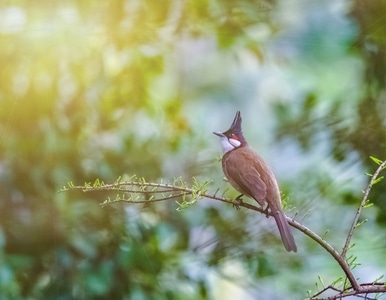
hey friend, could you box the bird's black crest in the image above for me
[223,111,248,145]
[229,111,242,131]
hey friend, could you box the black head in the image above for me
[213,111,248,151]
[222,111,248,146]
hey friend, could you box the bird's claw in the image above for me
[263,206,270,218]
[233,194,244,210]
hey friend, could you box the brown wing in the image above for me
[222,147,267,204]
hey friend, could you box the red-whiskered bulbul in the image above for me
[213,111,297,252]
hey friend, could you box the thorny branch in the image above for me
[61,159,386,300]
[341,158,386,259]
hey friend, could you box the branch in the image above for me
[61,167,386,299]
[62,177,360,289]
[309,282,386,300]
[341,157,386,259]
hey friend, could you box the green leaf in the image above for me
[93,178,101,187]
[355,219,368,227]
[370,156,383,165]
[348,243,356,251]
[115,176,122,183]
[332,276,343,286]
[100,197,112,207]
[322,229,329,239]
[371,176,384,185]
[317,275,325,288]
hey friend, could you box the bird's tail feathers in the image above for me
[273,211,297,252]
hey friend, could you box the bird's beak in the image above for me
[213,131,224,137]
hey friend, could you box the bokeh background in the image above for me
[1,0,386,299]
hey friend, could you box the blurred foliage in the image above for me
[1,0,386,299]
[274,0,386,223]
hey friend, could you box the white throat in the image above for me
[219,137,241,154]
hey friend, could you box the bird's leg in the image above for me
[262,203,271,218]
[233,194,244,210]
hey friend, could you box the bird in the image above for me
[213,111,297,252]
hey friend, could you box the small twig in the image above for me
[341,159,386,259]
[309,284,343,299]
[115,193,188,204]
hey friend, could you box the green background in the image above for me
[1,0,386,299]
